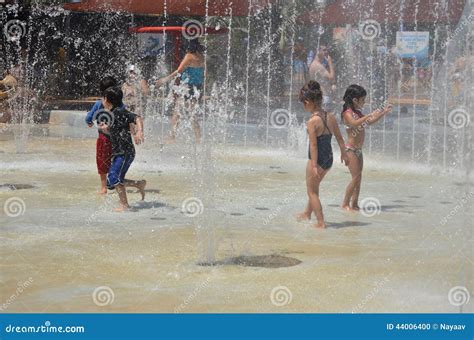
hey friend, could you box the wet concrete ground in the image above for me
[0,125,472,313]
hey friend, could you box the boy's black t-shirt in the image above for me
[108,107,138,156]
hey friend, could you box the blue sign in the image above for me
[396,31,430,59]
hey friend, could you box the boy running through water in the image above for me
[99,86,146,212]
[85,76,121,194]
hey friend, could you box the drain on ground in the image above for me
[0,184,35,191]
[198,254,302,268]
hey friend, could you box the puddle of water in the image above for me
[198,254,302,268]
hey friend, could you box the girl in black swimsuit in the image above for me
[297,81,349,228]
[308,111,333,170]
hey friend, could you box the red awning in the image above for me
[297,0,466,25]
[63,0,270,17]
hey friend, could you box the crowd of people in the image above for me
[83,39,392,222]
[2,38,469,225]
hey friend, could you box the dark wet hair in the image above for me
[103,86,123,108]
[341,84,367,121]
[186,39,205,54]
[299,80,323,105]
[99,76,118,94]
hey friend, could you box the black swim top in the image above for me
[308,111,334,170]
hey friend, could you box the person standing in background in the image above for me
[156,39,205,143]
[309,45,336,112]
[122,65,150,118]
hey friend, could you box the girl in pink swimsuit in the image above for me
[340,84,392,211]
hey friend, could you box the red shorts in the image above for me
[96,133,112,175]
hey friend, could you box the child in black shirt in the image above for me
[99,86,146,211]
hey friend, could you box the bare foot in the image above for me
[313,222,326,229]
[138,180,147,200]
[112,205,130,212]
[97,190,107,195]
[113,205,130,212]
[342,205,352,211]
[351,205,360,211]
[296,212,311,222]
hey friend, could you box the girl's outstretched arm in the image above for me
[366,104,392,125]
[156,54,191,86]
